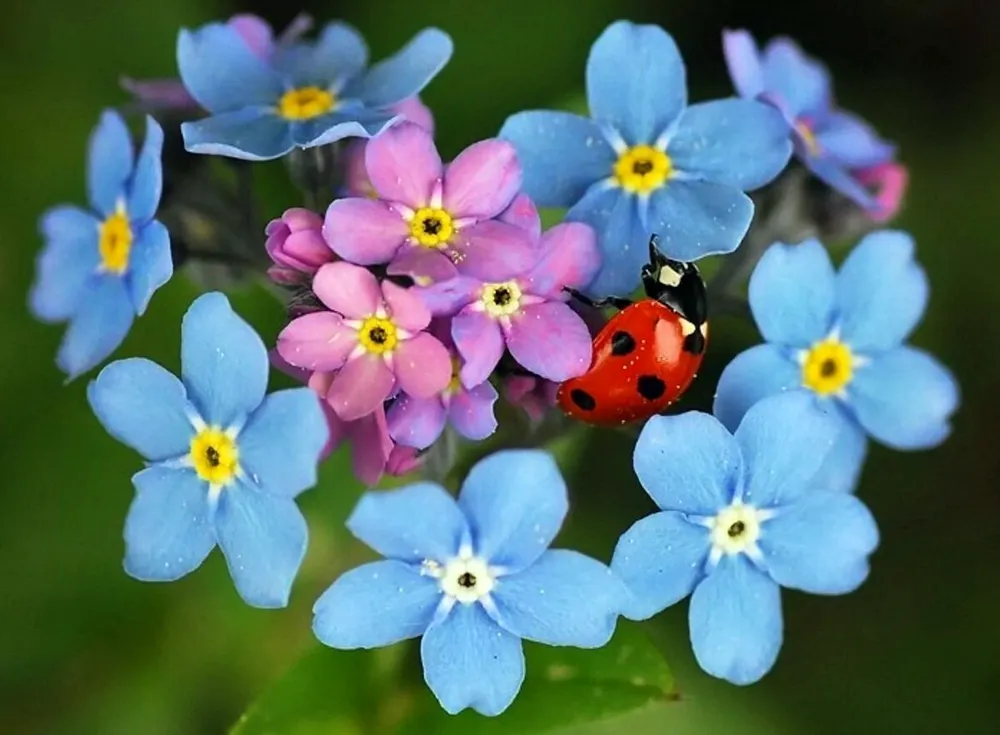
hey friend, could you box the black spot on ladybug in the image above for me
[570,389,597,411]
[611,331,636,356]
[637,375,666,401]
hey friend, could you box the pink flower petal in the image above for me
[503,375,559,424]
[365,121,442,207]
[524,221,601,296]
[498,192,541,241]
[442,139,522,219]
[451,220,536,281]
[393,332,452,397]
[319,399,346,458]
[387,248,457,285]
[227,14,274,59]
[312,262,383,318]
[269,348,311,384]
[506,302,592,381]
[341,140,375,198]
[411,276,480,317]
[453,311,505,388]
[282,207,324,232]
[448,381,499,440]
[347,406,393,486]
[386,393,447,449]
[323,198,408,266]
[328,355,396,421]
[386,445,424,476]
[381,280,432,332]
[391,97,435,134]
[277,312,359,372]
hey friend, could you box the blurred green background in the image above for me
[2,0,997,733]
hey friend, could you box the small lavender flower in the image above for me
[417,222,601,386]
[714,232,959,493]
[324,121,535,282]
[265,207,335,285]
[723,29,896,212]
[613,393,879,685]
[87,293,328,607]
[277,261,451,421]
[177,21,452,160]
[313,450,624,716]
[500,20,792,297]
[31,111,172,378]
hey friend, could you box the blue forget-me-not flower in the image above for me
[30,111,173,379]
[714,231,959,493]
[612,392,879,685]
[312,449,624,716]
[87,293,328,608]
[499,20,793,297]
[177,20,453,161]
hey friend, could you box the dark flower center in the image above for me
[368,327,387,344]
[457,572,477,588]
[727,520,746,538]
[632,159,654,175]
[820,358,838,378]
[206,446,221,468]
[492,288,512,306]
[422,217,442,235]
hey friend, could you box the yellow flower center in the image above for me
[278,86,336,121]
[613,145,672,194]
[710,502,764,556]
[802,339,854,396]
[408,207,455,248]
[190,427,239,485]
[358,316,399,355]
[795,121,821,156]
[480,281,522,318]
[444,356,463,395]
[99,205,133,274]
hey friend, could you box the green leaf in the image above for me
[397,620,676,735]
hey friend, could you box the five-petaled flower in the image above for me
[612,392,879,685]
[500,20,792,297]
[714,231,959,494]
[177,21,452,160]
[416,221,601,386]
[87,293,328,608]
[30,111,173,379]
[276,261,452,421]
[324,121,535,283]
[723,29,896,213]
[312,449,625,716]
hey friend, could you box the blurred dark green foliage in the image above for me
[1,0,997,733]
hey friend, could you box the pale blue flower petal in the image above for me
[421,603,524,716]
[176,24,283,113]
[124,466,215,582]
[349,28,453,109]
[215,484,308,608]
[565,184,645,298]
[498,111,615,208]
[181,108,294,162]
[735,392,841,508]
[761,492,878,594]
[238,388,328,498]
[815,111,895,169]
[30,206,100,323]
[689,554,783,685]
[88,358,194,461]
[811,410,868,494]
[611,511,709,620]
[57,275,134,380]
[748,240,835,348]
[458,450,567,571]
[88,110,134,216]
[127,116,164,225]
[723,29,765,99]
[668,99,792,189]
[347,482,470,563]
[835,230,928,352]
[313,560,441,648]
[805,154,878,210]
[849,347,958,450]
[181,292,268,427]
[127,220,173,316]
[490,550,623,647]
[646,180,754,262]
[633,413,741,514]
[277,21,368,88]
[761,38,830,118]
[290,108,399,149]
[713,345,801,432]
[586,21,686,144]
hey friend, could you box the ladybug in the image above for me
[557,235,708,426]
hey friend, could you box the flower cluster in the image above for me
[29,13,958,720]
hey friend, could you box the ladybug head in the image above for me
[641,235,708,326]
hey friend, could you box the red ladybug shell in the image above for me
[557,300,707,426]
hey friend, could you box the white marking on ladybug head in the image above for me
[679,317,695,336]
[657,265,682,288]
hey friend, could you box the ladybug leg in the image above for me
[564,287,633,311]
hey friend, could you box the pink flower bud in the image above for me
[265,208,335,281]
